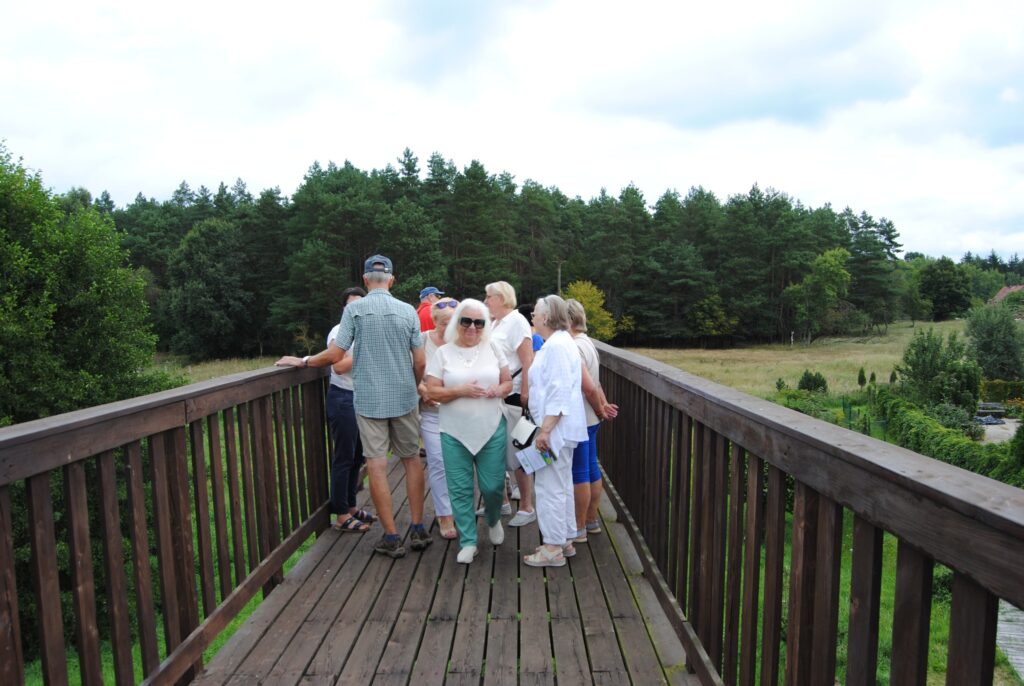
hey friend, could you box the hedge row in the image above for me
[873,388,1024,489]
[980,379,1024,403]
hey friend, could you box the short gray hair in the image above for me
[364,271,392,285]
[485,281,517,309]
[535,294,570,331]
[444,298,493,344]
[566,299,588,332]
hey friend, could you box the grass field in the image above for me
[630,319,967,399]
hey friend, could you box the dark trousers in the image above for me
[326,385,364,514]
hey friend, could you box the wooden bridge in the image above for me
[0,343,1022,684]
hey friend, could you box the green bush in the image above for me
[775,389,833,421]
[797,369,828,393]
[980,379,1024,403]
[927,402,984,441]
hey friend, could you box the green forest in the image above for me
[4,143,1024,425]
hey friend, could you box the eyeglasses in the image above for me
[459,317,487,329]
[434,300,459,309]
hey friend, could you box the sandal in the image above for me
[333,516,369,533]
[353,509,378,524]
[524,545,566,568]
[439,517,457,539]
[585,519,602,534]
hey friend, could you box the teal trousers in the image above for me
[441,420,507,548]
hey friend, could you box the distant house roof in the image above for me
[992,285,1024,303]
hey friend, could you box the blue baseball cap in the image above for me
[363,254,393,274]
[419,286,444,299]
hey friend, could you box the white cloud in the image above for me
[2,0,1022,258]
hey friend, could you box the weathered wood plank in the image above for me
[945,572,997,685]
[126,441,160,675]
[890,541,934,686]
[190,420,216,618]
[0,486,23,686]
[785,482,819,686]
[739,453,763,686]
[64,461,103,686]
[846,516,883,686]
[722,443,745,685]
[222,407,248,585]
[760,464,785,686]
[97,451,135,686]
[518,520,555,685]
[206,414,232,602]
[810,496,844,685]
[150,432,182,651]
[27,473,68,686]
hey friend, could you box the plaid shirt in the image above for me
[333,288,424,419]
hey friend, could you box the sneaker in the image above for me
[508,510,536,527]
[562,543,576,558]
[572,529,588,544]
[489,521,504,545]
[374,534,406,559]
[585,519,602,534]
[476,503,513,517]
[409,525,433,551]
[509,482,521,500]
[457,546,478,564]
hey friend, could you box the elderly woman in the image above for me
[483,281,536,526]
[426,298,513,564]
[524,295,589,567]
[418,297,459,539]
[326,287,376,532]
[566,299,618,543]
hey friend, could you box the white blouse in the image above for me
[490,309,532,394]
[574,333,602,427]
[426,341,509,453]
[421,331,444,415]
[528,330,588,454]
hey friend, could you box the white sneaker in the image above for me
[477,503,513,517]
[508,510,536,527]
[562,543,576,558]
[509,482,521,500]
[489,521,504,545]
[457,546,478,564]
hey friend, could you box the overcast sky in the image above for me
[3,0,1022,258]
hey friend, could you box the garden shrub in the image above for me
[980,379,1024,403]
[797,369,828,394]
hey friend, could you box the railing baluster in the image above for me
[272,392,291,536]
[282,388,301,534]
[190,420,216,618]
[945,572,997,685]
[255,395,283,590]
[222,406,248,582]
[167,425,201,672]
[302,381,329,512]
[891,540,934,686]
[0,485,24,685]
[688,421,705,634]
[785,481,820,685]
[64,461,103,685]
[150,431,182,652]
[760,464,785,686]
[846,516,883,686]
[708,431,728,669]
[739,454,764,686]
[673,413,692,613]
[810,496,843,685]
[97,451,134,686]
[27,472,68,686]
[206,413,233,602]
[723,443,745,684]
[126,440,160,675]
[290,384,309,522]
[237,402,260,570]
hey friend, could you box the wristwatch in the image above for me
[302,356,310,367]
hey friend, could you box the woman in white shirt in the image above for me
[524,295,589,568]
[425,299,513,564]
[483,281,536,526]
[417,297,459,540]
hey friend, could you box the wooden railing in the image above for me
[596,343,1024,686]
[0,367,331,685]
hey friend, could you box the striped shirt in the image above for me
[333,288,423,419]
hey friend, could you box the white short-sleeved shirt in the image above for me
[327,324,354,391]
[490,310,532,394]
[574,333,601,427]
[528,330,588,454]
[421,331,443,415]
[426,341,509,454]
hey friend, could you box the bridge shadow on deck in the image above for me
[194,458,696,686]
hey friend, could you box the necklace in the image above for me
[453,343,482,368]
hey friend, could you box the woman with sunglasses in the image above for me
[425,298,513,563]
[417,297,459,539]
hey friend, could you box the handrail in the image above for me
[0,366,331,685]
[595,342,1024,685]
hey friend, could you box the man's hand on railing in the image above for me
[600,403,619,420]
[275,355,306,368]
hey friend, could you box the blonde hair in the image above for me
[485,281,517,309]
[534,294,570,332]
[566,299,588,332]
[430,297,458,326]
[443,299,493,344]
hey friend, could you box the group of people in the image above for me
[276,254,617,568]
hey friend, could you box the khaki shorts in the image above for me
[501,403,524,470]
[356,409,421,460]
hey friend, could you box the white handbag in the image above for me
[510,408,539,449]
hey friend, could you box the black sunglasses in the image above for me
[459,317,487,329]
[434,300,459,309]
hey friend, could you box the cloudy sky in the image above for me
[3,0,1023,258]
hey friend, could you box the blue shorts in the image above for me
[571,424,602,484]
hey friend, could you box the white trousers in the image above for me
[534,444,576,546]
[420,410,452,516]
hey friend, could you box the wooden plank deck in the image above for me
[194,458,699,685]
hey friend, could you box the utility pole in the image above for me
[556,258,566,294]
